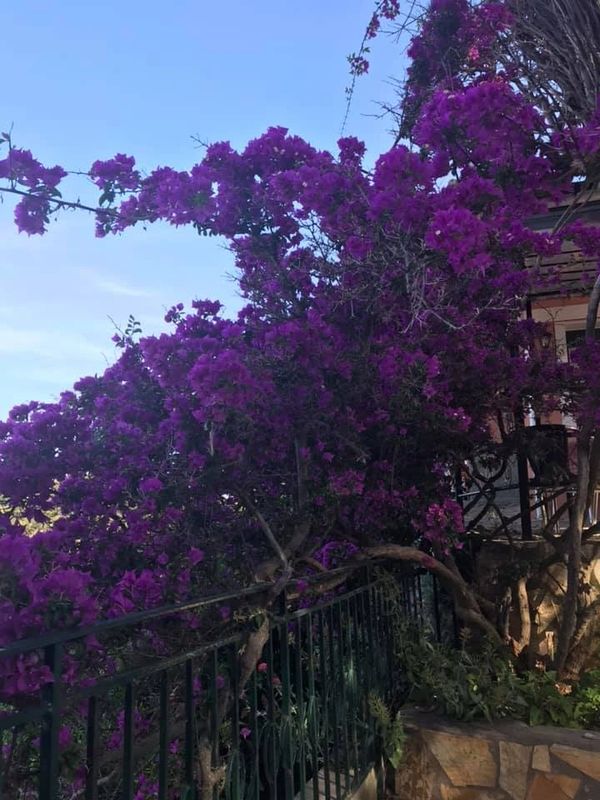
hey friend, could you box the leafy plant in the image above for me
[388,610,600,730]
[518,670,577,728]
[574,669,600,729]
[368,693,406,769]
[377,571,599,728]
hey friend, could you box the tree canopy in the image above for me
[2,0,600,701]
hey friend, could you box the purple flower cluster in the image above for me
[416,498,465,553]
[90,153,139,191]
[0,147,66,233]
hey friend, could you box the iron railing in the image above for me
[0,565,443,800]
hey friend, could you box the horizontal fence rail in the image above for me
[0,564,451,800]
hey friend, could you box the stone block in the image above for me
[499,741,531,800]
[440,788,505,800]
[531,745,551,772]
[526,773,571,800]
[551,744,600,782]
[544,774,580,798]
[424,730,497,787]
[394,736,434,800]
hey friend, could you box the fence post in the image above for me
[39,643,63,800]
[278,588,294,800]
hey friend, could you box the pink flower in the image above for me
[257,661,268,673]
[240,726,251,740]
[188,547,205,566]
[58,726,72,749]
[138,476,163,494]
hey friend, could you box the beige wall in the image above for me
[531,295,590,363]
[531,295,592,430]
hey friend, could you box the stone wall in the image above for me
[394,709,600,800]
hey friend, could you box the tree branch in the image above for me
[239,492,289,574]
[0,185,109,217]
[510,576,531,656]
[363,545,503,644]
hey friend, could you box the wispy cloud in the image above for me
[0,324,103,360]
[87,272,156,298]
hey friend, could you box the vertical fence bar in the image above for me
[0,729,4,800]
[432,575,442,643]
[39,643,62,800]
[372,585,381,691]
[400,575,409,621]
[267,636,278,800]
[398,575,407,619]
[416,572,424,626]
[375,583,388,800]
[335,602,351,793]
[380,582,388,698]
[123,683,135,800]
[230,644,241,800]
[383,587,394,699]
[294,617,306,800]
[451,594,460,646]
[363,585,374,688]
[371,583,383,692]
[85,695,99,800]
[158,670,169,800]
[362,584,376,763]
[349,595,362,778]
[379,584,388,694]
[413,574,419,620]
[279,594,293,800]
[345,596,359,785]
[185,658,196,798]
[318,609,331,800]
[326,605,341,800]
[211,650,219,800]
[407,574,415,621]
[305,613,320,800]
[403,573,411,620]
[250,670,260,800]
[516,409,533,541]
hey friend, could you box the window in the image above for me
[565,328,600,360]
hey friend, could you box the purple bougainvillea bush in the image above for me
[2,0,599,683]
[2,1,600,795]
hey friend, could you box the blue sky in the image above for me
[0,0,402,416]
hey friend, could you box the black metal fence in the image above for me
[0,565,444,800]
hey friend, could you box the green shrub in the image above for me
[386,596,600,730]
[574,669,600,729]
